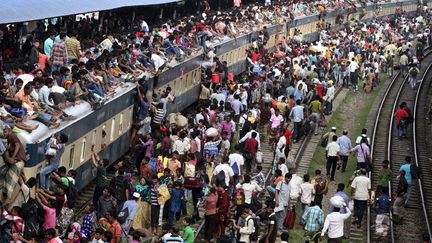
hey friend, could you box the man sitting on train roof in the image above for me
[15,83,60,129]
[0,96,39,133]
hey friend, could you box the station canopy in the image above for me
[0,0,179,24]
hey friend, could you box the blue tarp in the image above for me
[0,0,179,24]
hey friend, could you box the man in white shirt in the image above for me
[321,204,351,240]
[229,146,245,186]
[351,169,371,227]
[212,157,234,187]
[355,128,371,145]
[150,52,166,72]
[235,174,262,204]
[238,127,261,148]
[300,174,315,216]
[326,135,340,181]
[277,158,289,177]
[234,208,255,243]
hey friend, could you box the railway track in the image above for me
[366,51,432,243]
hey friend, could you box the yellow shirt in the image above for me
[310,100,321,113]
[276,102,288,113]
[66,37,81,59]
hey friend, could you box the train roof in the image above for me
[17,83,136,145]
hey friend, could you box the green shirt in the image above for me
[96,167,107,187]
[378,168,392,188]
[183,226,195,243]
[310,100,321,113]
[61,177,70,187]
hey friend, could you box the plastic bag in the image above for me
[157,184,171,204]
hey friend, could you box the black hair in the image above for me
[59,133,69,144]
[281,231,289,240]
[58,166,67,174]
[46,228,56,237]
[103,231,113,241]
[244,174,251,183]
[337,183,345,192]
[68,169,77,178]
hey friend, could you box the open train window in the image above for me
[92,130,97,146]
[110,118,115,141]
[119,113,123,135]
[80,138,86,163]
[69,145,75,168]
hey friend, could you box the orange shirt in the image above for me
[38,53,48,71]
[273,176,284,187]
[110,220,122,243]
[15,90,33,111]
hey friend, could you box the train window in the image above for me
[69,144,75,168]
[92,130,97,146]
[110,118,115,141]
[127,108,133,129]
[119,113,124,135]
[80,138,86,163]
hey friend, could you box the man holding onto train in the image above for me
[39,133,69,190]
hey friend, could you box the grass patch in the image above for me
[290,78,387,242]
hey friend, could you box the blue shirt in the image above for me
[286,86,295,97]
[336,135,352,156]
[400,164,413,184]
[44,38,54,58]
[289,105,304,122]
[121,200,139,236]
[293,90,304,101]
[329,191,349,214]
[376,194,391,214]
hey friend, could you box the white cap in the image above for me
[331,127,337,130]
[132,192,140,199]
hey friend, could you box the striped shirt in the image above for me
[50,40,68,66]
[152,108,164,125]
[151,185,159,205]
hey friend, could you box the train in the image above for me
[20,0,420,191]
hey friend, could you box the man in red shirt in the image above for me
[215,186,230,237]
[243,132,259,173]
[395,104,409,139]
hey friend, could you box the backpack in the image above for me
[409,67,419,76]
[66,180,78,202]
[110,176,126,203]
[183,177,202,190]
[215,169,226,187]
[320,136,328,147]
[248,217,259,241]
[231,162,240,176]
[117,206,129,224]
[411,164,421,180]
[235,188,245,205]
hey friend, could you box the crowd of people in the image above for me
[0,0,430,242]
